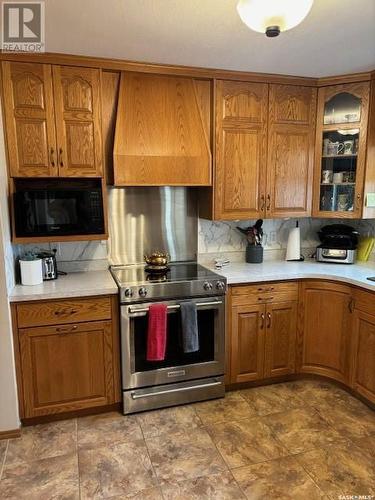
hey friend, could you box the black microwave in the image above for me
[14,179,105,238]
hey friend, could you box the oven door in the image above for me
[121,296,225,389]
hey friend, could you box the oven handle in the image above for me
[130,380,223,399]
[127,300,223,315]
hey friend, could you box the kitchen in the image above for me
[0,0,374,498]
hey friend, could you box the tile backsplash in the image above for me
[12,217,375,277]
[198,217,375,263]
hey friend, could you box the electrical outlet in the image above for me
[366,193,375,208]
[269,231,277,245]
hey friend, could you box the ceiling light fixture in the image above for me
[237,0,314,37]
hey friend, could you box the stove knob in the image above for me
[138,287,148,297]
[203,281,213,291]
[124,288,134,298]
[216,281,226,291]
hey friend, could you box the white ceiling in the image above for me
[45,0,375,77]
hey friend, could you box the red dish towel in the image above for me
[146,303,168,361]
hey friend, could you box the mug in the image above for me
[343,140,354,155]
[333,172,344,184]
[327,141,344,156]
[342,171,351,183]
[322,138,330,156]
[321,170,333,184]
[337,193,349,211]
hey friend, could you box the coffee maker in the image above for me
[316,225,359,264]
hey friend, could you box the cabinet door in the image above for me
[298,281,352,383]
[53,66,103,177]
[267,85,316,217]
[350,310,375,403]
[2,62,57,177]
[19,320,115,417]
[214,80,268,220]
[264,301,297,378]
[312,82,370,218]
[231,303,266,383]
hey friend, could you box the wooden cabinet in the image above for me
[230,283,298,383]
[298,281,352,383]
[264,301,297,378]
[267,85,316,217]
[312,82,370,218]
[203,81,317,220]
[52,66,103,177]
[2,62,103,178]
[213,80,268,220]
[12,295,120,419]
[2,62,57,177]
[350,309,375,404]
[113,73,211,186]
[231,303,266,383]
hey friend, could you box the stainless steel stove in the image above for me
[110,262,226,414]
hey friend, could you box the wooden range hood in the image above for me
[113,72,211,186]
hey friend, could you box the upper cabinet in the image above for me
[2,62,103,178]
[202,81,317,220]
[2,62,57,177]
[267,84,316,218]
[52,66,103,177]
[312,82,370,218]
[113,72,211,186]
[214,80,268,220]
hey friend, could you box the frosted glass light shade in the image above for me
[237,0,314,36]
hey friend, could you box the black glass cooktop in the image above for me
[111,262,220,286]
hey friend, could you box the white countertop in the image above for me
[209,259,375,292]
[9,270,118,302]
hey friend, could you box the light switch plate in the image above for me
[366,193,375,208]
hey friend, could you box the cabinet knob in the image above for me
[266,194,271,211]
[267,312,272,328]
[58,147,64,167]
[356,194,362,210]
[50,148,55,167]
[260,195,265,211]
[260,313,265,329]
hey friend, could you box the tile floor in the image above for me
[0,380,374,499]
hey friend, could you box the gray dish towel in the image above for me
[180,301,199,353]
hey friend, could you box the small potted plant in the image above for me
[237,219,264,264]
[19,251,43,286]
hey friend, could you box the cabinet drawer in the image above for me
[231,282,298,306]
[353,289,375,316]
[16,297,112,328]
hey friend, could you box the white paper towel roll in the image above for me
[20,259,43,286]
[286,225,301,261]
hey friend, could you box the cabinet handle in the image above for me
[50,148,55,167]
[267,312,272,328]
[266,194,271,211]
[260,195,265,211]
[56,325,78,333]
[348,298,354,314]
[58,147,64,167]
[258,296,274,301]
[260,313,265,329]
[355,194,361,210]
[54,309,78,316]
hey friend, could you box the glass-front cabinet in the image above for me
[313,83,370,218]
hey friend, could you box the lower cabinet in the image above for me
[264,301,297,378]
[230,299,297,384]
[231,303,265,383]
[12,295,121,419]
[298,281,352,383]
[350,293,375,403]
